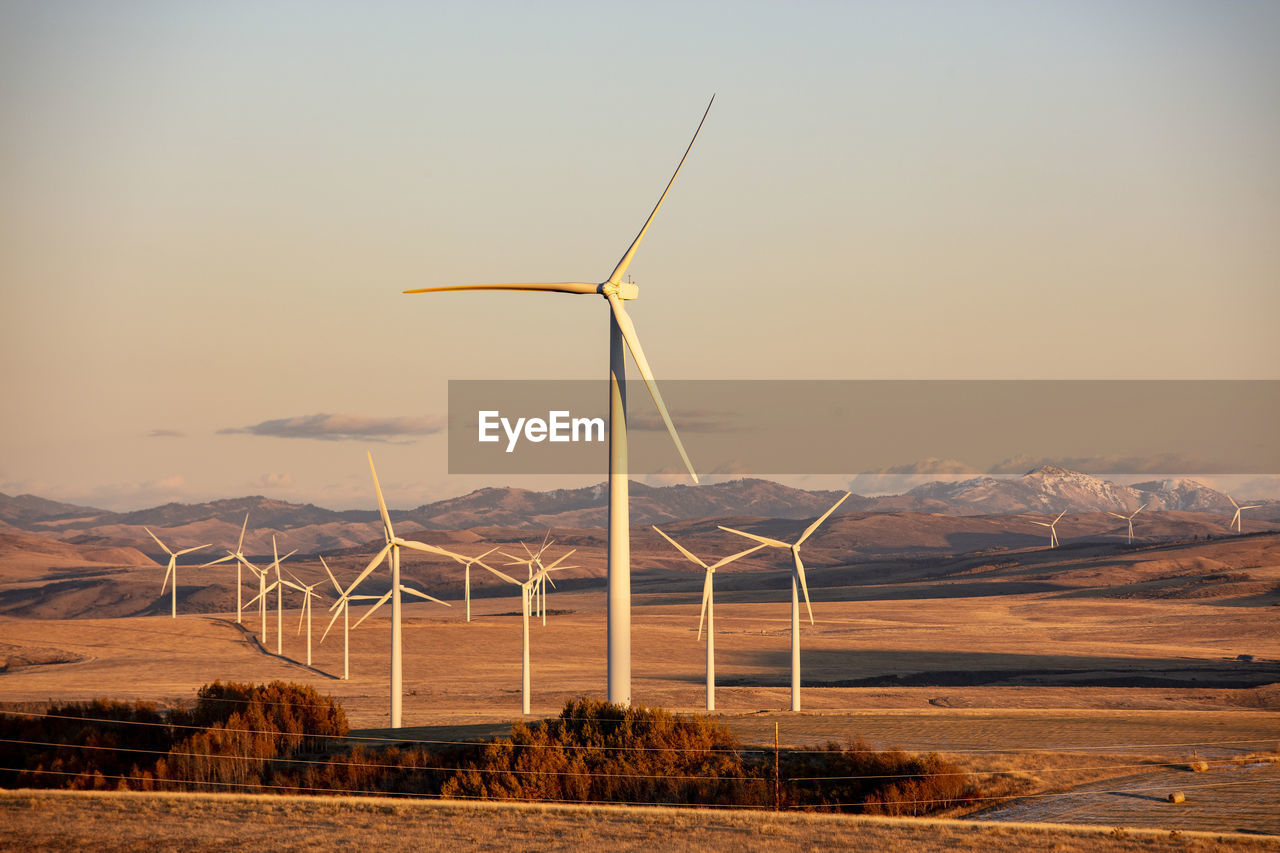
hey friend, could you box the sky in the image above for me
[2,1,1278,511]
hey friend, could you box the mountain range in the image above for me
[0,467,1273,559]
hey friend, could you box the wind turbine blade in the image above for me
[607,95,714,284]
[607,293,698,483]
[401,586,450,606]
[718,525,789,549]
[333,542,391,606]
[1241,504,1262,510]
[1054,510,1068,523]
[795,551,814,625]
[652,526,709,569]
[1029,521,1051,528]
[1228,495,1240,509]
[697,570,713,641]
[351,591,393,630]
[199,553,236,568]
[367,451,394,541]
[399,538,462,560]
[1133,503,1147,516]
[1107,512,1127,520]
[144,527,174,557]
[404,282,599,296]
[707,543,767,571]
[319,556,342,595]
[160,562,174,593]
[237,513,249,553]
[321,601,344,642]
[542,549,576,571]
[175,544,210,557]
[797,492,851,546]
[297,601,307,633]
[481,563,522,586]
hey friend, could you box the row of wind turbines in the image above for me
[1026,493,1261,549]
[146,452,857,721]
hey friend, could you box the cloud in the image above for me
[986,453,1215,475]
[148,429,185,438]
[219,413,446,442]
[253,472,294,490]
[863,458,981,476]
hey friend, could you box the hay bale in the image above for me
[1188,760,1209,772]
[1168,791,1186,804]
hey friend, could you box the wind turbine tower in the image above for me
[1107,503,1147,545]
[720,492,850,712]
[1227,495,1262,533]
[653,527,763,711]
[405,98,713,706]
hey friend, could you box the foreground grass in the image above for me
[2,790,1276,852]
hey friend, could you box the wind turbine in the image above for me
[405,97,714,706]
[481,552,575,715]
[199,513,252,623]
[143,528,210,619]
[330,452,463,728]
[652,526,764,711]
[719,492,851,712]
[1228,491,1259,532]
[286,568,325,667]
[1107,503,1147,545]
[319,556,380,680]
[449,548,498,623]
[244,536,299,656]
[1027,510,1067,549]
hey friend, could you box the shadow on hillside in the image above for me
[707,648,1280,690]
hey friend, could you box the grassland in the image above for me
[3,790,1278,853]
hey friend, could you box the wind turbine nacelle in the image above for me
[616,281,639,300]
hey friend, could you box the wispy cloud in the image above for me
[219,413,446,442]
[148,429,185,438]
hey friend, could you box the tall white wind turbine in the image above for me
[199,513,252,623]
[652,527,763,711]
[1227,495,1262,533]
[144,528,210,619]
[1107,503,1147,544]
[286,568,325,667]
[1027,510,1067,549]
[481,552,575,715]
[719,492,851,712]
[405,98,714,706]
[319,556,381,680]
[244,536,299,655]
[449,548,498,623]
[330,452,462,728]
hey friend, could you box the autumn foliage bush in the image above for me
[2,689,980,814]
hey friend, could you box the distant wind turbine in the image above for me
[405,97,714,706]
[144,528,209,619]
[451,548,498,623]
[1107,503,1147,545]
[481,552,575,714]
[1227,495,1262,533]
[199,513,252,623]
[720,492,851,712]
[319,556,382,681]
[1027,510,1067,549]
[244,536,299,656]
[652,526,763,711]
[285,567,325,667]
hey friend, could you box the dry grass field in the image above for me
[2,532,1278,843]
[2,790,1278,853]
